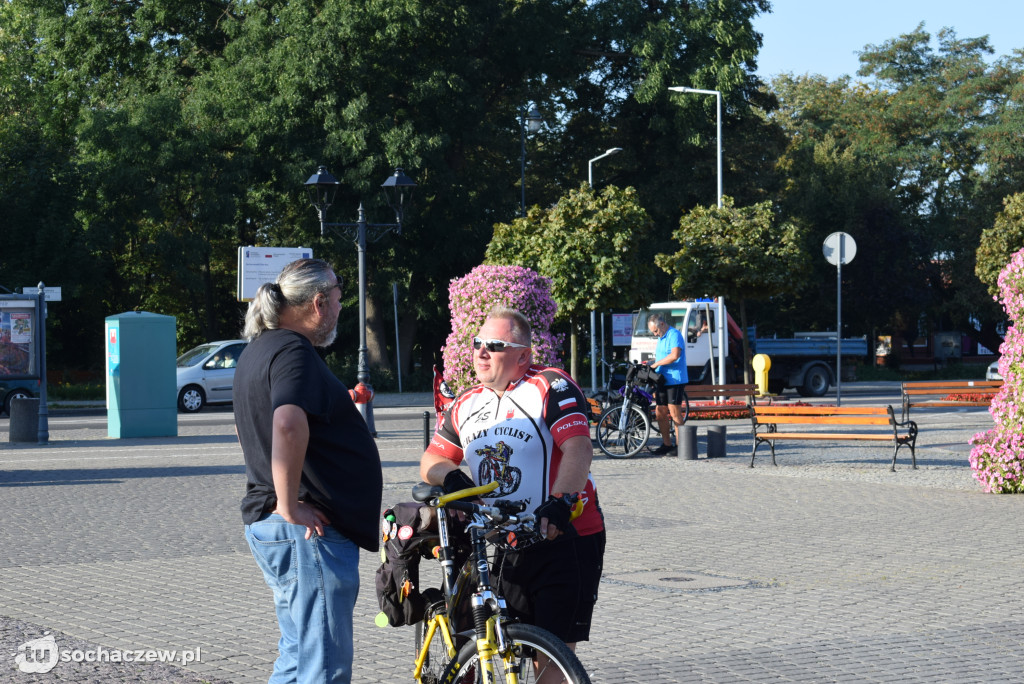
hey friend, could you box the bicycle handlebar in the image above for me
[437,480,498,506]
[412,480,534,528]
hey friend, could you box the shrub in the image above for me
[322,353,434,393]
[969,248,1024,493]
[441,264,562,394]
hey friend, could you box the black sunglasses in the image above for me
[473,337,531,353]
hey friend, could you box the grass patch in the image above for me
[47,382,105,401]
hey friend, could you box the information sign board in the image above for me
[237,247,313,301]
[21,286,61,301]
[612,313,635,346]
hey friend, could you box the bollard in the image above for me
[707,425,727,458]
[9,397,40,443]
[423,411,430,451]
[677,424,698,460]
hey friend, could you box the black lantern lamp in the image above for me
[305,166,341,235]
[520,105,544,217]
[380,167,416,226]
[303,165,417,436]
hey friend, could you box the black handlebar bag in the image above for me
[627,364,663,390]
[374,503,438,626]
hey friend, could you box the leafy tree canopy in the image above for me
[486,184,655,320]
[485,183,655,378]
[977,193,1024,297]
[654,195,806,303]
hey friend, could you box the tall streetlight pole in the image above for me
[520,105,544,217]
[669,86,722,208]
[588,147,622,189]
[304,166,416,436]
[587,147,622,394]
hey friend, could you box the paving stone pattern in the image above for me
[2,388,1023,682]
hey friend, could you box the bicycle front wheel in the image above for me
[414,619,455,684]
[415,593,469,684]
[596,403,651,458]
[441,623,591,684]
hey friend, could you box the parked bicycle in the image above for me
[589,359,630,413]
[410,480,591,684]
[595,361,689,458]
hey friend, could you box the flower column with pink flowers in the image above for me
[969,248,1024,493]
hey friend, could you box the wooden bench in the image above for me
[750,405,918,472]
[900,380,1002,421]
[589,382,760,426]
[683,383,760,422]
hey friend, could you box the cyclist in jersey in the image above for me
[421,308,605,654]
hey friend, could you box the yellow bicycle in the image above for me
[410,480,590,684]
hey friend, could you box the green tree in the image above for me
[854,25,1007,354]
[977,193,1024,297]
[579,1,780,261]
[655,196,807,380]
[769,109,928,348]
[0,0,782,379]
[767,24,1018,356]
[485,184,655,380]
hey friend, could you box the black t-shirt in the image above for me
[233,328,383,551]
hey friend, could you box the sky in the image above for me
[753,0,1024,82]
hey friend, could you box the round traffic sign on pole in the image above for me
[823,232,857,265]
[822,232,856,406]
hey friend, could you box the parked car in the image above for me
[1,379,40,415]
[986,359,1003,381]
[176,340,247,412]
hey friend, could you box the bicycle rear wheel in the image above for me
[441,623,591,684]
[596,403,650,458]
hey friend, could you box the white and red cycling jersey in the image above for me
[427,364,603,536]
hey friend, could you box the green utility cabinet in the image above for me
[105,312,178,438]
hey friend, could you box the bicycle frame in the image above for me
[616,382,653,433]
[412,481,521,683]
[409,481,591,684]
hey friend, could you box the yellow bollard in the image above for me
[752,354,771,397]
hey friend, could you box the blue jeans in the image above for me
[244,513,359,684]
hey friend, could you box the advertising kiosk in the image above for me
[105,312,177,438]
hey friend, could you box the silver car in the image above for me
[176,340,247,412]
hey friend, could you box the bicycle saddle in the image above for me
[412,482,445,502]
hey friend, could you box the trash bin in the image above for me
[9,397,40,443]
[707,425,727,458]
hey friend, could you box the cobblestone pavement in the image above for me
[2,386,1023,682]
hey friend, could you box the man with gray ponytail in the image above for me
[234,258,382,684]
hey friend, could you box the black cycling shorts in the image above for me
[498,530,606,644]
[655,383,686,406]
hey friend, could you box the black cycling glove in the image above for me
[442,469,476,495]
[534,494,575,537]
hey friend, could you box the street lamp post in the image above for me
[587,147,622,394]
[36,281,48,445]
[520,105,544,217]
[669,86,722,208]
[304,166,416,437]
[588,147,622,189]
